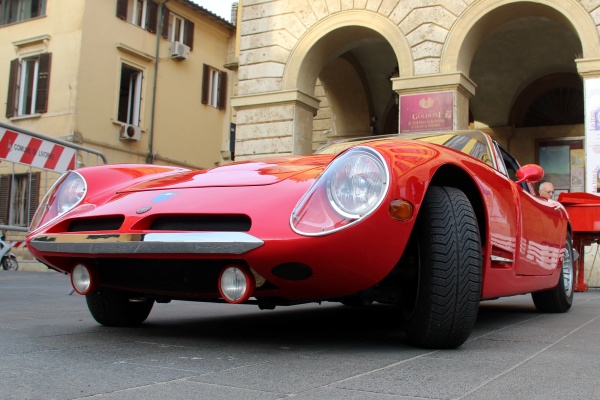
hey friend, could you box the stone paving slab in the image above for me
[1,271,599,399]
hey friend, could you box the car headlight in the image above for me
[291,147,389,236]
[56,172,87,214]
[29,171,87,232]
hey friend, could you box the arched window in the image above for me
[510,73,583,128]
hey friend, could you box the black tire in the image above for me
[401,186,482,349]
[2,256,18,271]
[531,232,575,313]
[85,287,154,326]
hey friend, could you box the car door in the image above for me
[497,146,566,276]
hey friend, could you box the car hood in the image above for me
[119,155,334,192]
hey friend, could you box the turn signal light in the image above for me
[389,199,413,221]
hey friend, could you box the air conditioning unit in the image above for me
[119,124,142,141]
[170,41,190,60]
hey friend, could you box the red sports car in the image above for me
[26,130,574,349]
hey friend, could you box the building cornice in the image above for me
[232,90,321,115]
[116,43,155,62]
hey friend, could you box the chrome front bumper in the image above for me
[29,232,264,255]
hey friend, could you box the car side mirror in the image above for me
[515,164,544,184]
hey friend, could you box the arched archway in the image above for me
[282,11,412,151]
[441,0,600,75]
[436,0,594,158]
[439,0,595,192]
[283,11,413,93]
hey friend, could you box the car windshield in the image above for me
[316,130,494,167]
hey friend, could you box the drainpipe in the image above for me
[148,0,169,164]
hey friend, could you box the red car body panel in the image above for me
[27,131,569,304]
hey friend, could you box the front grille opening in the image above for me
[67,216,125,232]
[150,214,251,232]
[95,258,277,295]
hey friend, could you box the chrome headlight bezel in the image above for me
[325,148,389,219]
[291,146,390,236]
[29,171,87,233]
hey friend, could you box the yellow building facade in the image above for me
[0,0,235,264]
[1,0,235,169]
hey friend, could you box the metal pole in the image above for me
[148,0,170,164]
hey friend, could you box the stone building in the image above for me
[230,0,600,285]
[231,0,599,192]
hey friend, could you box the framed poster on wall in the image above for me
[399,92,454,133]
[537,138,584,193]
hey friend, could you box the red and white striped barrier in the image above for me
[0,127,76,173]
[9,241,27,249]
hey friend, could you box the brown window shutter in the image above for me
[218,71,227,110]
[116,0,127,20]
[0,175,11,225]
[27,172,40,226]
[161,7,170,38]
[33,0,45,18]
[184,20,194,50]
[35,53,51,114]
[6,58,19,118]
[146,1,158,33]
[201,64,209,105]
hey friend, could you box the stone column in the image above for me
[231,90,320,160]
[576,58,600,193]
[392,72,476,131]
[575,57,600,288]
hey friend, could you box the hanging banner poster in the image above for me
[399,92,454,133]
[584,77,600,193]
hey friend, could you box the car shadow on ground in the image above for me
[98,297,543,349]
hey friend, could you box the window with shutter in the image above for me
[0,172,41,227]
[201,64,210,105]
[28,172,40,226]
[161,7,170,38]
[168,12,185,42]
[218,71,227,110]
[146,0,158,33]
[118,64,143,125]
[1,0,47,26]
[6,59,19,118]
[202,65,227,110]
[117,0,160,32]
[116,0,127,20]
[133,0,147,27]
[35,53,51,114]
[0,175,11,225]
[184,20,194,50]
[6,53,52,118]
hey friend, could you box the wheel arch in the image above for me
[428,164,487,250]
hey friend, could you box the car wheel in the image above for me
[85,287,154,326]
[2,257,18,271]
[531,232,575,313]
[401,186,482,349]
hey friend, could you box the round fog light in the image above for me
[71,264,96,295]
[218,265,255,304]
